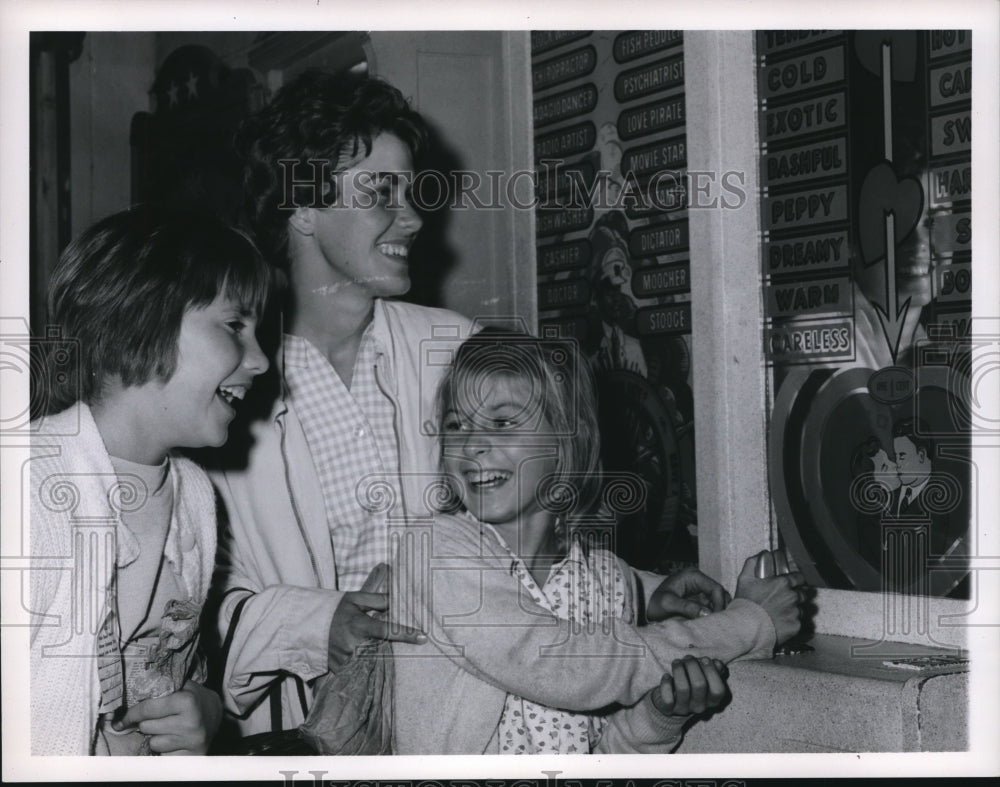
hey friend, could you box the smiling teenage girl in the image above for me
[208,71,474,741]
[29,207,270,755]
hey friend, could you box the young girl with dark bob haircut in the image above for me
[30,206,270,755]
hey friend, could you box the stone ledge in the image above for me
[676,633,968,753]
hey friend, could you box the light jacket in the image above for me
[29,404,217,755]
[391,512,777,754]
[207,299,475,735]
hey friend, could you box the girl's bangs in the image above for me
[211,230,271,316]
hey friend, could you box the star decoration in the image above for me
[186,72,199,99]
[167,82,179,106]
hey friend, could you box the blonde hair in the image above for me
[436,328,603,544]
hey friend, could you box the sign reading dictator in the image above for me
[629,220,689,257]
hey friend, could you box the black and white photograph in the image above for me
[1,0,998,783]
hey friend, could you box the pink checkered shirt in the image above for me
[282,329,401,591]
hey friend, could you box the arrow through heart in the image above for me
[858,162,924,266]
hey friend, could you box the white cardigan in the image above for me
[29,404,217,755]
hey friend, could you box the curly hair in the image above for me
[45,206,270,413]
[236,70,429,269]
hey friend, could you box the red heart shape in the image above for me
[853,31,918,81]
[858,162,924,266]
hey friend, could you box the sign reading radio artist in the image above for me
[764,183,848,231]
[758,46,846,101]
[533,45,597,92]
[534,122,596,161]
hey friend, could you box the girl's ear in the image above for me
[287,207,316,237]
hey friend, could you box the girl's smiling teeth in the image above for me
[217,383,248,407]
[377,242,409,259]
[466,469,513,489]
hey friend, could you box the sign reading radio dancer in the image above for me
[534,83,599,129]
[758,31,974,605]
[532,30,697,574]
